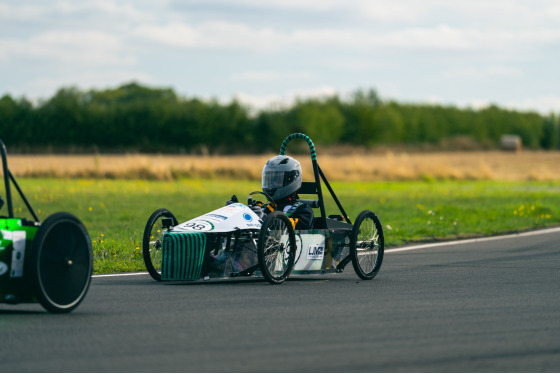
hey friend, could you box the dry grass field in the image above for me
[7,151,560,181]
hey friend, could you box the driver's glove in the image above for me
[250,204,264,219]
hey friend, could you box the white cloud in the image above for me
[444,66,524,80]
[0,30,134,67]
[133,21,284,51]
[185,0,345,13]
[132,19,560,55]
[231,85,338,111]
[1,0,559,113]
[133,23,198,47]
[305,25,478,50]
[354,0,430,21]
[505,96,560,115]
[10,70,157,100]
[0,2,44,22]
[230,92,287,112]
[450,96,560,115]
[231,70,315,83]
[0,1,154,24]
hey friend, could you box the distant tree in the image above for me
[0,95,34,144]
[339,89,380,145]
[0,83,554,153]
[292,97,344,145]
[371,103,405,145]
[541,115,559,150]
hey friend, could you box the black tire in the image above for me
[143,208,178,281]
[29,212,93,313]
[257,211,296,284]
[350,210,384,280]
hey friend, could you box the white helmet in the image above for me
[262,155,302,201]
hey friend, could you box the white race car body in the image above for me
[160,203,352,282]
[173,203,262,233]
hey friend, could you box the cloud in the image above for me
[5,1,559,60]
[131,18,560,56]
[132,23,198,48]
[9,69,157,100]
[289,25,479,50]
[0,1,154,25]
[504,96,560,114]
[448,95,560,115]
[353,0,430,21]
[230,85,338,111]
[0,30,134,67]
[444,66,524,80]
[0,2,44,22]
[133,21,285,51]
[231,70,315,83]
[1,0,559,113]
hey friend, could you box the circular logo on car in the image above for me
[243,213,253,222]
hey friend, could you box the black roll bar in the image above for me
[0,139,40,222]
[279,133,352,227]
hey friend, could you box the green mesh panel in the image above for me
[161,232,206,281]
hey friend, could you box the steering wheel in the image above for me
[248,191,276,210]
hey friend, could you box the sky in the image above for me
[1,0,559,114]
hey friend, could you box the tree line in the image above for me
[0,82,558,153]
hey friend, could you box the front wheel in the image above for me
[257,211,296,284]
[29,212,93,313]
[143,208,178,281]
[350,210,384,280]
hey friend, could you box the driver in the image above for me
[228,155,314,230]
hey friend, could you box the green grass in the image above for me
[7,178,560,274]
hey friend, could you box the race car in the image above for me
[0,139,93,313]
[143,133,384,284]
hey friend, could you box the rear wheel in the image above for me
[29,212,93,313]
[143,208,178,281]
[257,211,296,284]
[350,210,384,280]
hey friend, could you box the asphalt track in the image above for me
[1,228,560,372]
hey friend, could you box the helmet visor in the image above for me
[262,171,286,190]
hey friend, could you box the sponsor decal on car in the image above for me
[205,214,228,221]
[293,233,326,271]
[179,220,215,232]
[10,230,26,277]
[220,203,246,215]
[306,245,324,260]
[0,261,8,276]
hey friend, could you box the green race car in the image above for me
[0,139,93,313]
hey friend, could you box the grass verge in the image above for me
[7,178,560,274]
